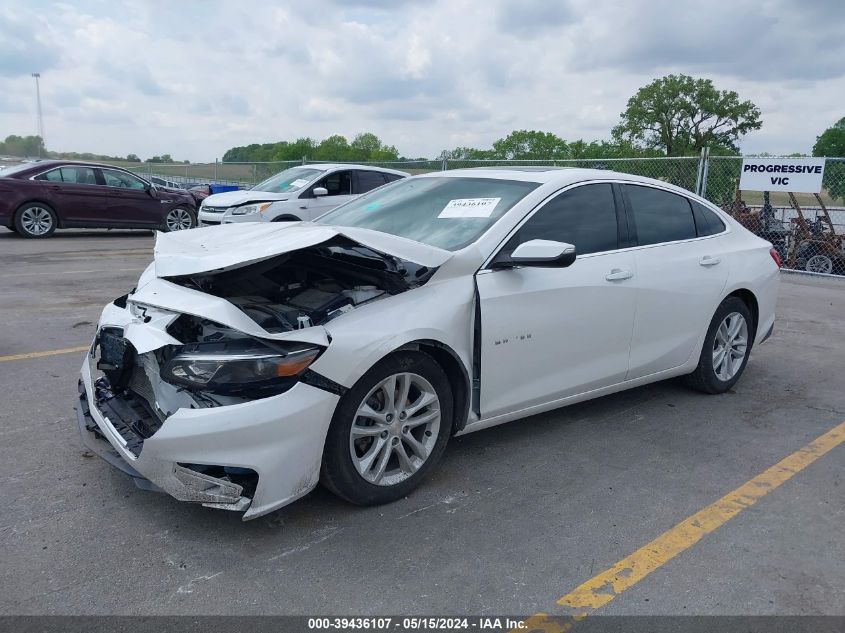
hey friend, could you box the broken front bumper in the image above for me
[76,345,340,520]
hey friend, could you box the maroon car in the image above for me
[0,161,198,238]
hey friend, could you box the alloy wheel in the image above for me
[166,208,194,231]
[712,312,748,381]
[805,254,833,274]
[349,372,441,486]
[20,207,54,236]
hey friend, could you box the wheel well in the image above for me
[273,215,301,222]
[398,340,471,434]
[727,288,758,336]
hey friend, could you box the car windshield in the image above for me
[316,176,540,251]
[251,167,323,193]
[0,163,36,177]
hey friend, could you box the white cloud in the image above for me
[0,0,842,160]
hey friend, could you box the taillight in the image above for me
[769,248,782,268]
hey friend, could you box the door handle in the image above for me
[699,256,721,267]
[605,268,633,281]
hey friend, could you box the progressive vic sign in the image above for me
[739,157,826,193]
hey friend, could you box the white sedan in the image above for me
[76,168,780,519]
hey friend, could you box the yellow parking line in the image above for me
[516,418,845,630]
[0,345,89,362]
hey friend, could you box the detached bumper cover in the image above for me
[76,348,340,519]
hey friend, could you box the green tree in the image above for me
[814,117,845,203]
[812,117,845,157]
[125,153,141,162]
[491,130,569,159]
[0,134,44,157]
[447,146,497,160]
[612,74,762,156]
[314,135,352,161]
[350,132,399,161]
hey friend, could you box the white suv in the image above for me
[198,164,408,226]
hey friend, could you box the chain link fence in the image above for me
[123,154,845,277]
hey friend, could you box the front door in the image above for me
[100,168,163,227]
[298,170,354,220]
[477,183,637,419]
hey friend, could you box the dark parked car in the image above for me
[0,161,198,238]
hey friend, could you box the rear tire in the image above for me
[684,297,754,394]
[14,203,57,238]
[321,351,453,506]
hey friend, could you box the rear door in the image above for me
[622,184,729,379]
[298,170,354,220]
[476,183,638,418]
[34,166,110,225]
[100,168,162,227]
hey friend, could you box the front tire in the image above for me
[321,351,453,505]
[14,203,57,238]
[163,206,196,232]
[684,297,754,394]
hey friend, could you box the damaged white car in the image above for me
[77,168,780,520]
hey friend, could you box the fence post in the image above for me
[252,163,257,185]
[440,150,448,171]
[695,147,710,197]
[302,155,307,166]
[214,158,218,183]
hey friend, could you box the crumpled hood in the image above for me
[201,189,292,208]
[154,222,453,277]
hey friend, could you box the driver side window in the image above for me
[503,183,619,256]
[314,170,352,196]
[102,169,147,190]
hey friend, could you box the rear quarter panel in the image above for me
[717,219,780,345]
[0,178,50,226]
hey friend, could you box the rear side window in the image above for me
[626,185,696,246]
[60,166,98,185]
[384,173,404,182]
[691,201,726,236]
[355,170,388,194]
[35,169,63,182]
[505,183,618,256]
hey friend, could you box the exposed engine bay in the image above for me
[167,237,435,339]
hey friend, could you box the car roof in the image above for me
[15,159,137,171]
[302,163,409,176]
[418,166,696,196]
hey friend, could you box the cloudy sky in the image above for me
[1,0,843,161]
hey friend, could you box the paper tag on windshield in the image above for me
[438,197,501,218]
[290,179,309,188]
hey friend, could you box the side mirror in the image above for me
[313,187,328,197]
[492,239,576,269]
[147,183,159,199]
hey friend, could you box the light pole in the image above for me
[31,73,45,157]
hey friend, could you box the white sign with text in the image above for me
[739,157,826,193]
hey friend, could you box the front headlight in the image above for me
[162,339,321,394]
[231,202,272,216]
